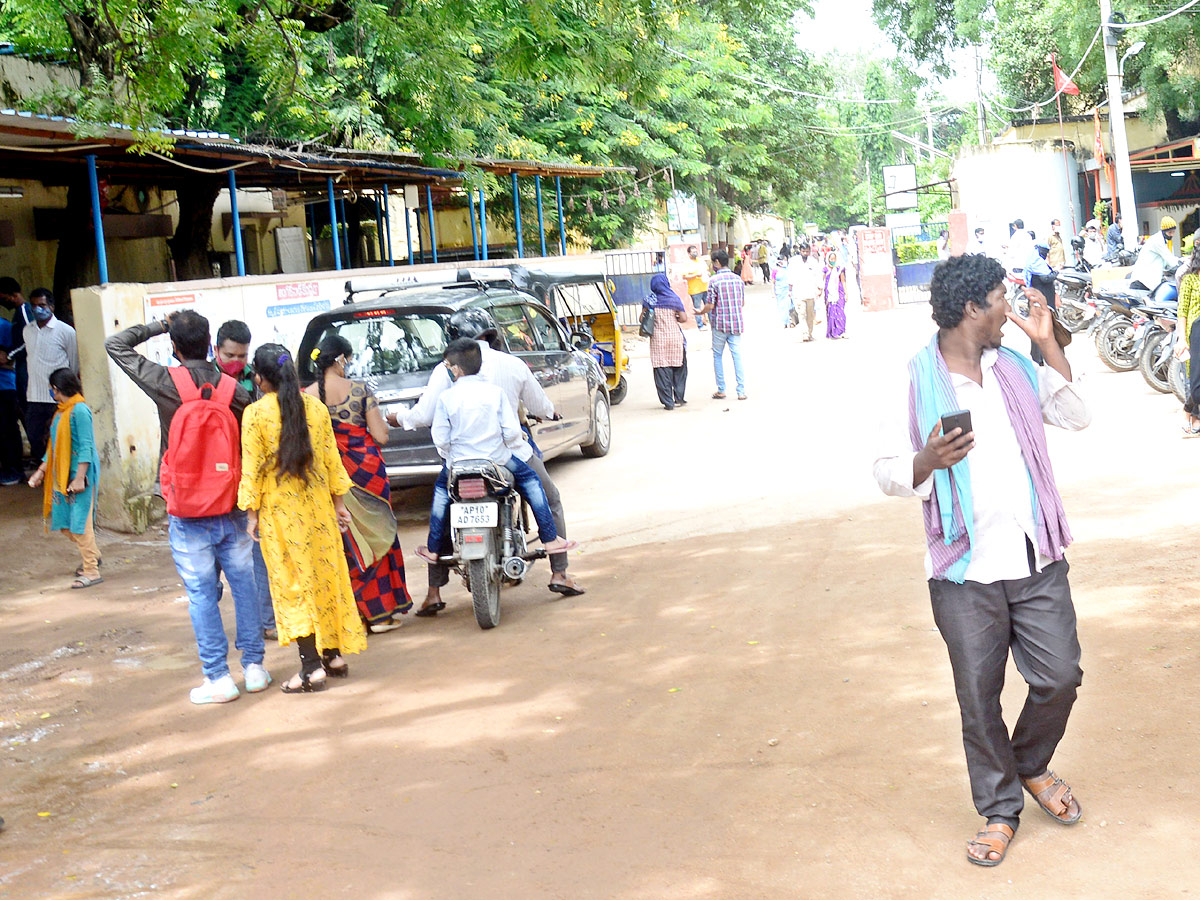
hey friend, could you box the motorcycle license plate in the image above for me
[451,503,498,528]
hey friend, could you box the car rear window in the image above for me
[316,310,452,377]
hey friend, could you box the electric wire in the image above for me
[1108,0,1200,28]
[983,26,1102,114]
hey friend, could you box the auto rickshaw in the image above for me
[505,267,630,405]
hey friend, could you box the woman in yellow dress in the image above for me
[237,343,366,694]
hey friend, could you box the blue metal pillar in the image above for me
[535,175,547,258]
[468,190,480,261]
[405,204,414,265]
[425,185,438,264]
[555,176,566,256]
[382,183,394,266]
[306,202,319,268]
[86,155,109,284]
[511,173,523,258]
[339,196,348,263]
[228,170,245,276]
[479,189,489,260]
[374,194,385,266]
[326,177,342,271]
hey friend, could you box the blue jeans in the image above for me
[690,291,708,328]
[427,457,559,550]
[251,540,276,630]
[168,512,264,680]
[711,329,745,395]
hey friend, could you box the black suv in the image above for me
[296,274,612,486]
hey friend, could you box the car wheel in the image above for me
[580,392,612,458]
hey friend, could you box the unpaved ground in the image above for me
[3,285,1200,899]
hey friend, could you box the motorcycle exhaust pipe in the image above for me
[502,556,528,580]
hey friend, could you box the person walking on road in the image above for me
[823,249,848,339]
[681,245,710,329]
[1174,244,1200,434]
[790,242,823,341]
[771,248,794,328]
[238,344,365,694]
[693,249,746,400]
[644,273,689,409]
[873,253,1090,868]
[27,368,102,589]
[1047,220,1066,271]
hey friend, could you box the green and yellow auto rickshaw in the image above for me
[506,267,630,405]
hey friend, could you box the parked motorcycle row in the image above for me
[1048,242,1190,403]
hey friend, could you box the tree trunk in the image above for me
[168,180,221,281]
[52,173,98,325]
[1164,108,1200,143]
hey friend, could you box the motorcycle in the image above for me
[441,457,547,629]
[1134,306,1179,394]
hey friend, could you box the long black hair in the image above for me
[253,343,314,481]
[313,334,353,405]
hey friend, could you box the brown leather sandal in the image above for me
[966,822,1014,867]
[1021,771,1082,825]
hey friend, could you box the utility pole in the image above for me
[926,105,935,156]
[866,162,873,227]
[974,45,989,145]
[1100,0,1138,231]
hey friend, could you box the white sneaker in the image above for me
[244,663,272,693]
[189,674,240,705]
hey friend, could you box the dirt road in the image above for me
[3,285,1200,898]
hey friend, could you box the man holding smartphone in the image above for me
[873,253,1090,868]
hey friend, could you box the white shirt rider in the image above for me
[1130,227,1180,289]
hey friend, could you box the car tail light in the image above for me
[457,478,487,499]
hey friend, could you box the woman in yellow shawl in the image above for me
[237,344,366,694]
[28,368,101,588]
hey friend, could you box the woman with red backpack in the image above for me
[238,344,366,694]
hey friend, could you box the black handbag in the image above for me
[638,300,656,338]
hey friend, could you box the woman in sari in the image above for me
[239,344,366,694]
[741,244,755,285]
[27,368,102,588]
[824,248,848,339]
[643,273,689,410]
[305,335,412,633]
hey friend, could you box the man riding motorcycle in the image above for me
[1130,216,1181,291]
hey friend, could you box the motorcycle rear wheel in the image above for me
[1138,331,1174,394]
[469,557,501,630]
[1097,318,1138,372]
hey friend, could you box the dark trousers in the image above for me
[652,358,688,409]
[928,559,1082,829]
[25,400,57,464]
[1028,274,1057,366]
[1185,318,1200,416]
[0,389,20,478]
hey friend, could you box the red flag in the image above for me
[1054,58,1080,96]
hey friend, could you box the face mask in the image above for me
[32,306,52,323]
[218,358,245,377]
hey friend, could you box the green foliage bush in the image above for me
[895,239,938,264]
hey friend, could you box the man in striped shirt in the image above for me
[23,289,78,463]
[693,249,746,400]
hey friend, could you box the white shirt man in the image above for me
[789,248,824,341]
[1129,227,1180,289]
[431,375,523,465]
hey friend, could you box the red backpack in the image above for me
[160,367,241,518]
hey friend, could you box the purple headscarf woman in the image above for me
[644,273,690,409]
[824,249,848,339]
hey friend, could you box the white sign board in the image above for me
[667,192,699,232]
[882,164,918,210]
[274,226,310,274]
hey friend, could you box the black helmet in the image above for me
[447,307,499,343]
[1070,235,1084,251]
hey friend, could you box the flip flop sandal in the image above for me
[711,391,726,399]
[1021,771,1082,825]
[75,558,103,577]
[966,823,1014,867]
[415,546,440,564]
[415,601,447,617]
[71,575,103,589]
[280,671,328,694]
[548,583,586,597]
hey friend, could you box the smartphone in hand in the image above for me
[940,409,973,438]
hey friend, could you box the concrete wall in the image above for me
[0,55,79,107]
[953,140,1083,245]
[73,251,608,532]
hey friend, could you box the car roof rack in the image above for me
[343,268,517,304]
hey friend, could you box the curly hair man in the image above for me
[873,253,1091,867]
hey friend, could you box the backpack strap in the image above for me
[209,373,236,408]
[168,365,201,403]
